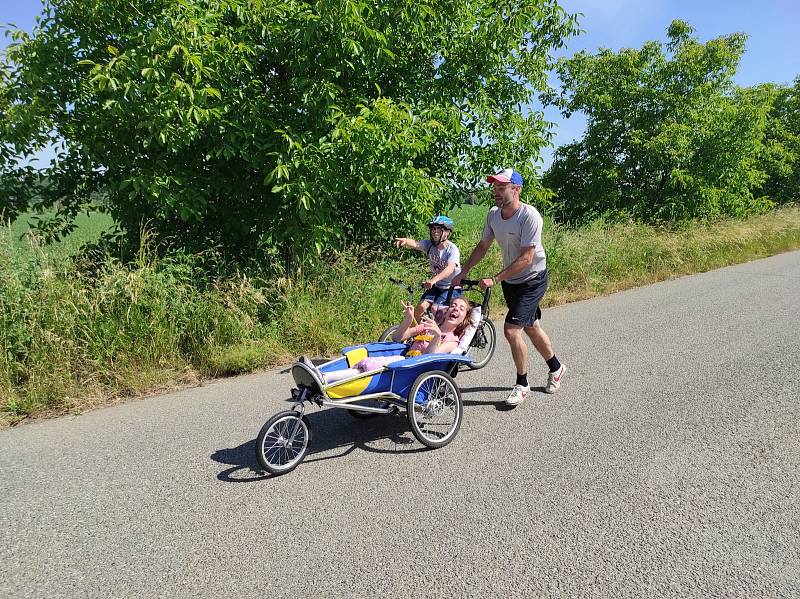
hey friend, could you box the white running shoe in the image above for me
[545,364,566,394]
[505,384,529,406]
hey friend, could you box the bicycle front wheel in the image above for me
[378,324,400,342]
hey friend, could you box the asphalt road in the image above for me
[2,251,799,598]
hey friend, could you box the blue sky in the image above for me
[3,0,799,169]
[540,0,800,168]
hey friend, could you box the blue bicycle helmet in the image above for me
[428,215,454,247]
[428,215,454,231]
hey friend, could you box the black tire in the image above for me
[348,399,391,420]
[255,410,311,475]
[378,324,400,342]
[406,371,462,449]
[466,319,497,370]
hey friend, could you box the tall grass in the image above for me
[1,229,274,420]
[542,207,800,304]
[2,204,799,425]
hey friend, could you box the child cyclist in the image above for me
[394,215,462,322]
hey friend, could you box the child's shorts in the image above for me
[420,286,462,307]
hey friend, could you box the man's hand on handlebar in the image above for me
[478,277,495,291]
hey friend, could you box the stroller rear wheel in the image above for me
[406,371,462,449]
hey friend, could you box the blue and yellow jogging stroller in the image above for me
[254,280,494,475]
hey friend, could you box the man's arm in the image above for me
[493,246,535,283]
[456,239,492,283]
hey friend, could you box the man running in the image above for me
[453,168,566,406]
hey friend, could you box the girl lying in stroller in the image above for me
[304,297,474,384]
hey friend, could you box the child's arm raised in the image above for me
[394,238,424,252]
[391,300,422,342]
[420,316,458,353]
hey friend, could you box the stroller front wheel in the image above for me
[466,319,497,370]
[255,410,312,475]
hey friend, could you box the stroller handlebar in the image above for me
[456,279,480,288]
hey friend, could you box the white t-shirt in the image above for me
[418,239,461,288]
[481,203,546,284]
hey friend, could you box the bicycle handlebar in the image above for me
[388,277,415,295]
[386,277,492,316]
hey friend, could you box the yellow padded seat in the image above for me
[344,347,368,368]
[326,375,372,399]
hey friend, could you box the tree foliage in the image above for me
[1,0,577,261]
[755,78,800,205]
[543,20,774,223]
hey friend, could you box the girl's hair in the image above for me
[453,298,476,337]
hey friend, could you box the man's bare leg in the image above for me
[525,319,566,393]
[524,320,554,361]
[503,323,531,405]
[504,324,528,374]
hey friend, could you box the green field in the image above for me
[7,210,115,258]
[2,204,800,425]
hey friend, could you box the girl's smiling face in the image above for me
[445,298,469,323]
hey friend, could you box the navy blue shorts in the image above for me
[420,286,463,307]
[501,270,548,327]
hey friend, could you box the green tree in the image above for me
[543,20,773,223]
[1,42,39,224]
[1,0,577,262]
[755,77,800,205]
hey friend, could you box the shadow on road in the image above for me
[459,385,525,411]
[211,406,425,483]
[212,440,270,482]
[212,382,520,481]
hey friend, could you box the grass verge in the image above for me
[543,206,800,305]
